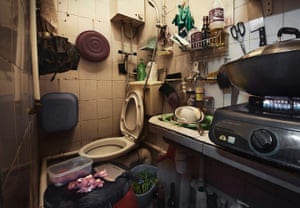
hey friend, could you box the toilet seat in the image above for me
[120,90,144,140]
[79,90,144,162]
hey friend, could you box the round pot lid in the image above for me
[76,30,110,62]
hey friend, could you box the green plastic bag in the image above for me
[172,4,195,37]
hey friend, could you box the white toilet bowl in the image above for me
[79,90,144,162]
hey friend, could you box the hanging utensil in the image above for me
[230,22,246,54]
[248,0,267,46]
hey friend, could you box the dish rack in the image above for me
[188,30,229,61]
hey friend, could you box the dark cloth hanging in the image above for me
[36,4,80,81]
[37,34,80,80]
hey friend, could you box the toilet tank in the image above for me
[128,81,163,115]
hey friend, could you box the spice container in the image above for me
[195,86,204,101]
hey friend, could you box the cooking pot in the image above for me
[174,106,206,135]
[218,27,300,97]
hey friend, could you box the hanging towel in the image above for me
[40,0,58,33]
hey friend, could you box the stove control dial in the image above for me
[250,129,277,154]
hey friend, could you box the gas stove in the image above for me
[209,99,300,171]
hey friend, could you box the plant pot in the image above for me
[131,164,158,208]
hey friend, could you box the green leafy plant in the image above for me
[131,170,158,195]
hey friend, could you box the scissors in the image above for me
[230,22,246,54]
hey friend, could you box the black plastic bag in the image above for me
[38,34,80,81]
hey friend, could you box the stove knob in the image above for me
[250,129,277,154]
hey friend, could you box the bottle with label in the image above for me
[196,180,207,208]
[178,80,188,105]
[201,16,210,48]
[167,183,176,208]
[186,86,196,106]
[195,85,204,102]
[209,0,225,47]
[145,61,158,81]
[137,59,146,81]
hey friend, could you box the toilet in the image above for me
[79,90,144,162]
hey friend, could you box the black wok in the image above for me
[219,27,300,97]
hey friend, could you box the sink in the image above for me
[149,114,214,145]
[159,113,213,131]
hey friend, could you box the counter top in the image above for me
[149,114,213,145]
[148,114,300,194]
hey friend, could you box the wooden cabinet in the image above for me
[110,0,144,27]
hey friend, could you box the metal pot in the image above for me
[219,27,300,97]
[174,106,204,124]
[174,106,205,135]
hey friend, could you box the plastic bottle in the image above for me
[196,180,207,208]
[137,59,146,81]
[195,86,204,102]
[167,183,176,208]
[201,16,210,48]
[209,0,225,46]
[145,61,158,81]
[178,80,188,105]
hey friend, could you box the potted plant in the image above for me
[131,164,158,207]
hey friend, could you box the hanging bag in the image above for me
[38,34,80,80]
[37,8,80,81]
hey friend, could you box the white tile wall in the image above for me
[79,100,97,121]
[38,0,300,156]
[79,80,97,100]
[98,117,113,137]
[97,99,113,118]
[97,80,112,99]
[59,80,80,97]
[80,119,98,143]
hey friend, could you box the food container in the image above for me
[47,156,93,186]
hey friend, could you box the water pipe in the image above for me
[147,0,161,27]
[121,148,153,168]
[30,0,40,101]
[29,0,41,113]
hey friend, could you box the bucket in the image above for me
[131,164,158,208]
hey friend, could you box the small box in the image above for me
[128,81,163,115]
[47,156,93,186]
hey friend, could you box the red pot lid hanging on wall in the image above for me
[76,30,110,62]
